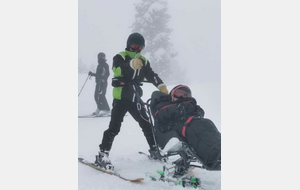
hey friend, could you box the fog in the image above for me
[79,0,220,83]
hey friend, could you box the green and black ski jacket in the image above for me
[112,49,165,102]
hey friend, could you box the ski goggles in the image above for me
[130,44,145,52]
[173,89,191,99]
[171,85,192,101]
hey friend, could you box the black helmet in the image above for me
[98,52,106,60]
[170,85,192,101]
[126,33,145,49]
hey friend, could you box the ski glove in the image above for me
[88,71,95,76]
[159,85,169,95]
[130,56,143,69]
[196,105,205,118]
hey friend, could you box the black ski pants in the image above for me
[99,99,155,151]
[94,80,110,111]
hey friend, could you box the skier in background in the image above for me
[94,33,169,170]
[88,52,110,116]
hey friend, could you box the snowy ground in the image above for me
[78,74,221,190]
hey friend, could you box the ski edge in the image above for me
[78,115,111,118]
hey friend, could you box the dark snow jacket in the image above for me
[150,91,205,133]
[150,91,221,170]
[90,58,110,84]
[111,49,165,102]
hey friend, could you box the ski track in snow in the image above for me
[78,74,221,190]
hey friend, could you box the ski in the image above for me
[78,114,111,118]
[78,158,144,182]
[78,114,129,118]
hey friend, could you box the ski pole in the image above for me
[78,74,91,97]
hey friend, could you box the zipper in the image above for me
[154,76,158,84]
[137,69,140,76]
[132,85,136,102]
[132,69,137,79]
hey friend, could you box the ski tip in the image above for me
[130,178,144,182]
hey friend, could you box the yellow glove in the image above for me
[159,85,168,95]
[131,55,143,69]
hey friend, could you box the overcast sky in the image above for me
[79,0,220,83]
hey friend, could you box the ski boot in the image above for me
[98,110,111,116]
[92,108,100,115]
[149,147,167,162]
[95,150,114,171]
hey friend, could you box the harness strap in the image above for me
[182,115,195,137]
[154,100,193,116]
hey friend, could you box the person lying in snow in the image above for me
[150,85,221,170]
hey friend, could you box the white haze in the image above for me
[78,0,220,83]
[78,1,221,189]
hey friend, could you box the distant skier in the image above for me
[94,33,169,170]
[88,52,110,116]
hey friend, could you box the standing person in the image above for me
[88,52,110,116]
[94,33,169,170]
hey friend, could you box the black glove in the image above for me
[88,71,94,76]
[196,105,205,118]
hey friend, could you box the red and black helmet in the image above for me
[170,85,192,101]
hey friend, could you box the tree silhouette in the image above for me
[131,0,188,84]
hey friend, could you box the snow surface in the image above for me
[78,74,221,190]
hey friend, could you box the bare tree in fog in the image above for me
[131,0,188,84]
